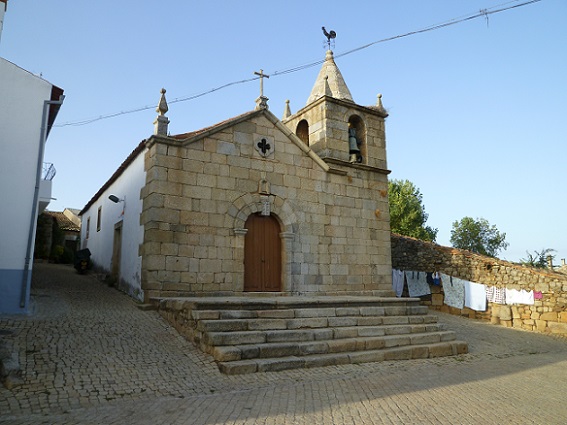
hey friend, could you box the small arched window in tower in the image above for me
[348,115,366,164]
[296,120,309,145]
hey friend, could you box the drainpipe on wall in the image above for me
[20,95,65,308]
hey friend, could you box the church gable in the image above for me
[169,109,330,176]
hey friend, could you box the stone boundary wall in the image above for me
[391,233,567,335]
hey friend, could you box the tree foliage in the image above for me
[450,217,509,258]
[520,248,556,268]
[388,179,438,242]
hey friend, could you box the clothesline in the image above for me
[392,269,538,311]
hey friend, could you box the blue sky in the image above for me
[2,0,565,264]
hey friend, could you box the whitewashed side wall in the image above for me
[0,58,53,271]
[80,149,146,300]
[0,58,54,313]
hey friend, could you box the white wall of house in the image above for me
[0,58,58,314]
[80,150,146,300]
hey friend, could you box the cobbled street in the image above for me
[1,263,567,424]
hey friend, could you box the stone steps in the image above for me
[203,323,449,348]
[218,341,468,375]
[153,296,468,374]
[210,329,457,360]
[197,315,439,333]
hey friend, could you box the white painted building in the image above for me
[79,142,147,300]
[0,0,64,314]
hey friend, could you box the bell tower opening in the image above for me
[296,120,309,145]
[348,115,366,164]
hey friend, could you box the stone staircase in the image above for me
[154,296,468,375]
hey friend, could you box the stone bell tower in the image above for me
[283,50,388,172]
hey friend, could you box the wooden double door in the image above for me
[244,213,282,292]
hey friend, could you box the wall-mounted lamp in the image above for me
[109,195,126,219]
[108,195,124,203]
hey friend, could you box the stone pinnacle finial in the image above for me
[153,88,170,136]
[282,99,292,119]
[156,88,168,116]
[376,93,386,112]
[323,76,332,97]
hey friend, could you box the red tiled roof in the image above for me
[44,211,80,232]
[172,110,259,141]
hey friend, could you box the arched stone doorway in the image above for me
[244,213,282,292]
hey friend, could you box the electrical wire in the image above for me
[54,0,542,128]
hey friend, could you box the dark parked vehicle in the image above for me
[74,248,91,274]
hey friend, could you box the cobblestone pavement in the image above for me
[1,263,567,424]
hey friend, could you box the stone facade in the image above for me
[391,233,567,334]
[136,50,394,301]
[139,106,392,300]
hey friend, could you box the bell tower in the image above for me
[283,49,389,171]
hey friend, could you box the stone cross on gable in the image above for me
[254,69,269,98]
[254,69,270,110]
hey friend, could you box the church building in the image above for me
[79,49,393,302]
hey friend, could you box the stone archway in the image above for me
[229,193,296,293]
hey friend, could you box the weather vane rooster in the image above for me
[322,26,336,50]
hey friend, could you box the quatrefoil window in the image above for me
[255,137,274,158]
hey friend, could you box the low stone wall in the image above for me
[391,233,567,334]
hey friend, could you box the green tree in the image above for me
[520,248,556,268]
[388,179,438,242]
[450,217,509,257]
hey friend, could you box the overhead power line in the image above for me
[55,0,542,128]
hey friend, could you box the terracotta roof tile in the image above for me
[172,110,259,141]
[44,211,80,232]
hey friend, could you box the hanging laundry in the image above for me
[485,286,506,304]
[505,288,535,305]
[464,280,487,311]
[392,269,405,298]
[432,271,441,286]
[519,289,534,305]
[485,286,494,301]
[441,273,465,309]
[406,271,431,297]
[534,291,543,300]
